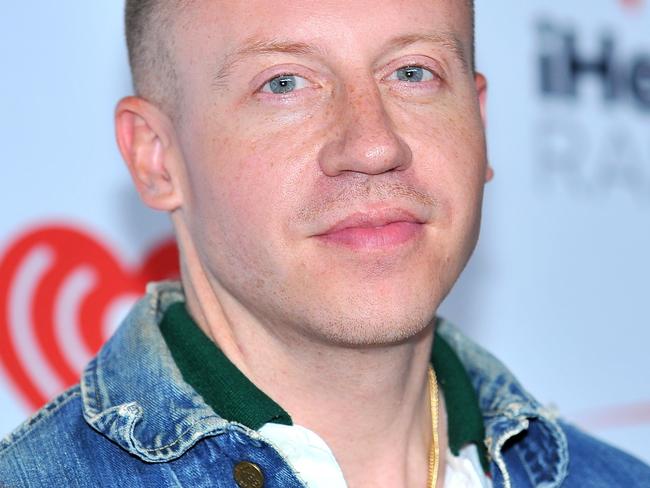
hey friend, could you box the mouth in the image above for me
[314,209,426,250]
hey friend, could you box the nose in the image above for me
[318,85,413,176]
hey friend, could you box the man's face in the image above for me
[171,0,488,345]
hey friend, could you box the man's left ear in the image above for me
[115,96,184,211]
[475,72,494,183]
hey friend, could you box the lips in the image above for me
[314,209,426,250]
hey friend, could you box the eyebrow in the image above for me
[383,32,470,72]
[213,39,322,88]
[212,31,470,88]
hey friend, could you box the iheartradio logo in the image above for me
[0,225,179,410]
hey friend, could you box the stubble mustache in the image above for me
[295,178,438,225]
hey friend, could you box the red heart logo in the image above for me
[0,225,179,410]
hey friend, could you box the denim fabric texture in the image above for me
[1,281,649,487]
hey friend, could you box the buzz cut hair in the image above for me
[124,0,180,108]
[124,1,476,109]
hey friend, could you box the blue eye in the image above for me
[261,74,309,94]
[391,66,435,83]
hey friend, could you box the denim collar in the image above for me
[81,282,231,462]
[80,281,568,486]
[437,324,569,487]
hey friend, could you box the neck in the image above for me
[176,232,443,487]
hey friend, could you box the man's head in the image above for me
[116,0,490,347]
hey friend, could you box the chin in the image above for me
[297,296,439,348]
[280,264,455,348]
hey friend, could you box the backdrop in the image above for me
[1,1,649,464]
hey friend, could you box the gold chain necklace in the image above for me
[427,365,439,488]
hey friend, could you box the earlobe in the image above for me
[115,96,182,211]
[474,73,494,183]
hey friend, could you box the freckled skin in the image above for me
[170,0,488,346]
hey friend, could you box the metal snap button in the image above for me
[233,461,264,488]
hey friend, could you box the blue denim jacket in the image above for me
[1,281,649,487]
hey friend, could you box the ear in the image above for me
[115,96,183,211]
[475,72,494,183]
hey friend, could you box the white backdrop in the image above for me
[1,0,649,465]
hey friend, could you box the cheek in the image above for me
[412,113,486,201]
[183,155,284,293]
[407,105,487,253]
[195,156,279,238]
[187,139,309,259]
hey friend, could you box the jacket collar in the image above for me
[81,281,231,462]
[81,281,568,487]
[436,320,569,487]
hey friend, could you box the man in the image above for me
[1,1,649,486]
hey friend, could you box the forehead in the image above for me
[174,0,472,65]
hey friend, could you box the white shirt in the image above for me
[259,423,493,488]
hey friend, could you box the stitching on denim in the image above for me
[131,415,227,458]
[81,357,100,418]
[228,424,265,448]
[512,434,546,486]
[0,386,80,456]
[512,424,565,487]
[492,421,528,488]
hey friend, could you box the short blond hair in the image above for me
[125,0,179,108]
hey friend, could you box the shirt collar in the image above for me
[159,301,292,430]
[432,319,489,472]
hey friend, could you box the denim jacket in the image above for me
[1,281,649,487]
